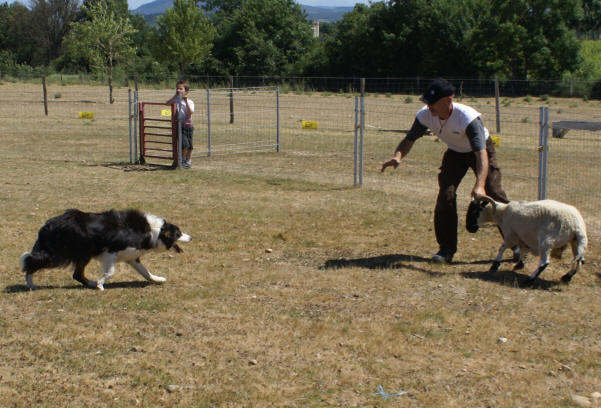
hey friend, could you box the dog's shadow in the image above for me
[320,253,561,290]
[4,280,153,293]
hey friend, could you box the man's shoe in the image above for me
[432,250,454,263]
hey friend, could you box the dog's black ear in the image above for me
[158,223,181,249]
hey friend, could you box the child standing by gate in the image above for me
[167,80,195,168]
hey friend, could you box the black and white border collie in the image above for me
[19,209,191,290]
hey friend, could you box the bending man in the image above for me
[381,78,510,263]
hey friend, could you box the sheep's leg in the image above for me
[561,240,585,284]
[489,243,506,273]
[513,245,525,271]
[560,260,581,284]
[526,252,550,283]
[511,245,521,263]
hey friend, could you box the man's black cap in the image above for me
[420,78,456,105]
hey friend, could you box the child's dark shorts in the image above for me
[182,124,193,150]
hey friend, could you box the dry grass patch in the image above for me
[1,83,601,407]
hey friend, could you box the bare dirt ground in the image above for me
[1,82,600,407]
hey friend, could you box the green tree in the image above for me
[154,0,215,78]
[324,0,480,77]
[64,0,136,103]
[81,0,129,18]
[129,13,167,79]
[213,0,313,76]
[202,0,244,15]
[580,0,601,38]
[29,0,79,66]
[0,2,39,67]
[466,0,582,79]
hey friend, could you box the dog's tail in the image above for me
[20,251,67,273]
[20,252,33,272]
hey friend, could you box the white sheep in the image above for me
[466,196,587,284]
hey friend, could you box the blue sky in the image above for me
[4,0,369,10]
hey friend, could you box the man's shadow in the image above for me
[320,253,562,290]
[320,253,444,276]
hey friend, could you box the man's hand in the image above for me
[381,158,400,172]
[471,186,486,200]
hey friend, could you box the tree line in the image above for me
[1,0,600,92]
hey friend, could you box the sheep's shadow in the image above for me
[461,269,562,290]
[4,280,153,293]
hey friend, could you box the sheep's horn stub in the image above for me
[476,195,496,205]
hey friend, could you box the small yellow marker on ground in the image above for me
[301,120,318,129]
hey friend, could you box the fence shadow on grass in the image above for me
[4,280,152,293]
[101,162,175,172]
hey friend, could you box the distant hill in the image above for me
[133,0,173,16]
[300,5,354,22]
[132,1,353,24]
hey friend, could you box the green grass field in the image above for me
[1,83,601,407]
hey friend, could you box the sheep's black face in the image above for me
[466,200,487,233]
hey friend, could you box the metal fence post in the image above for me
[354,96,359,186]
[276,86,280,152]
[359,78,365,187]
[207,88,212,157]
[177,116,183,168]
[128,89,133,164]
[494,78,501,133]
[229,77,234,124]
[133,90,139,163]
[538,106,549,200]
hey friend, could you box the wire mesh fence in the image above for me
[2,80,601,239]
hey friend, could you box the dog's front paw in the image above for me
[151,276,166,284]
